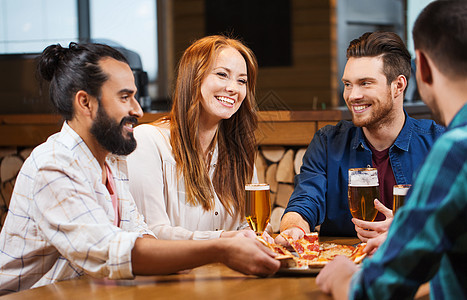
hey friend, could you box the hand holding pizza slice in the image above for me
[271,232,367,268]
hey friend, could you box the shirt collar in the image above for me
[447,102,467,130]
[352,110,412,152]
[59,121,124,172]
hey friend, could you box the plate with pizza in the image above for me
[257,232,367,275]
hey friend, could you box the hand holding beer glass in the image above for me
[348,168,380,221]
[245,184,271,235]
[393,184,411,214]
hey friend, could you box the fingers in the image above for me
[316,266,332,294]
[354,225,379,240]
[317,256,357,296]
[247,240,281,275]
[224,237,280,276]
[356,232,368,243]
[274,234,289,247]
[241,229,257,239]
[221,230,256,239]
[374,199,393,218]
[255,258,281,276]
[363,232,388,254]
[275,227,304,248]
[352,218,378,231]
[261,231,275,244]
[284,227,305,240]
[363,242,377,255]
[352,217,391,233]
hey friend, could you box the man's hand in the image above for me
[276,212,310,247]
[316,256,358,299]
[352,199,393,242]
[219,236,280,276]
[364,231,388,255]
[274,226,304,247]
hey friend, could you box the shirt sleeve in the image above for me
[32,157,141,280]
[349,132,467,299]
[284,130,328,229]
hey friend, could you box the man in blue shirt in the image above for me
[276,31,444,242]
[317,1,467,298]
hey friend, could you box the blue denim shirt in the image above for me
[284,113,445,236]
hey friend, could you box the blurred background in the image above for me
[0,0,434,114]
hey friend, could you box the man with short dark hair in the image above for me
[317,1,467,298]
[276,31,443,245]
[0,42,279,295]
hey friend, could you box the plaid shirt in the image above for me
[350,103,467,299]
[0,122,154,295]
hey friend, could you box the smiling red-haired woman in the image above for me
[127,35,260,240]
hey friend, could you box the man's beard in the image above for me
[90,104,138,156]
[351,93,394,129]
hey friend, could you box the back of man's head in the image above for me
[346,31,411,86]
[413,0,467,79]
[37,43,128,120]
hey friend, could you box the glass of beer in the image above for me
[348,168,380,221]
[245,183,271,235]
[393,184,411,214]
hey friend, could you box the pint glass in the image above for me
[393,184,411,214]
[245,183,271,234]
[348,168,379,221]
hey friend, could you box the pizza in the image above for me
[281,232,320,260]
[349,242,367,264]
[256,236,294,260]
[265,233,368,268]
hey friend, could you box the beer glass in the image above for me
[348,168,379,221]
[245,183,271,235]
[393,184,411,214]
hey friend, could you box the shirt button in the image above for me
[213,164,217,168]
[215,211,218,216]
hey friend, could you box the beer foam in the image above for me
[393,186,410,195]
[349,173,378,186]
[245,183,270,191]
[348,184,379,187]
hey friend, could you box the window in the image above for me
[406,0,435,57]
[0,0,161,112]
[0,0,77,53]
[90,0,157,81]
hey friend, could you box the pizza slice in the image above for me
[280,232,320,260]
[256,236,294,260]
[318,243,355,260]
[306,242,367,267]
[349,242,367,264]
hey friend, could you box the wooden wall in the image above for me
[172,0,338,111]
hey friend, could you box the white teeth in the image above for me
[216,96,234,105]
[354,105,368,112]
[125,123,134,128]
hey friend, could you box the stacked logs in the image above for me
[256,146,307,233]
[0,147,32,228]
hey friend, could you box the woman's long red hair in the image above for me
[156,35,258,217]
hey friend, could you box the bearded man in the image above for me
[276,32,444,245]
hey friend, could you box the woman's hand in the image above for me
[220,229,256,239]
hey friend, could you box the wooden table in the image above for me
[0,237,429,300]
[0,264,334,300]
